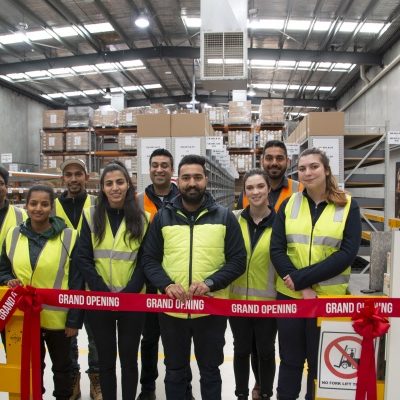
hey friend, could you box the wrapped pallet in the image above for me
[228,101,252,125]
[93,106,118,127]
[41,131,64,151]
[118,107,144,126]
[43,110,67,129]
[259,99,284,124]
[118,131,137,150]
[67,106,94,127]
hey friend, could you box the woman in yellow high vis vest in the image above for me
[0,185,79,400]
[270,148,361,400]
[73,161,148,400]
[230,169,277,400]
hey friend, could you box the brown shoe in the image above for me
[89,373,103,400]
[69,372,81,400]
[252,383,261,400]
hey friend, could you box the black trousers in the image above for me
[276,294,320,400]
[86,310,144,400]
[159,313,227,400]
[229,316,277,398]
[41,329,72,399]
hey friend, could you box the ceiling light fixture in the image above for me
[103,88,112,99]
[135,13,150,29]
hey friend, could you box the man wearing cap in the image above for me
[55,159,100,400]
[0,166,27,347]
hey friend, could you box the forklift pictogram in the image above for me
[334,346,359,369]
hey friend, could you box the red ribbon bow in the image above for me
[352,300,390,400]
[14,285,43,400]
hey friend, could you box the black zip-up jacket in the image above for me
[270,191,361,292]
[142,192,246,293]
[144,183,179,209]
[56,190,89,229]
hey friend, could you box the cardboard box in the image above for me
[305,112,344,136]
[171,114,212,137]
[43,110,67,128]
[41,155,64,170]
[66,131,91,151]
[118,107,144,126]
[93,108,118,127]
[41,131,64,151]
[137,114,171,137]
[118,131,137,150]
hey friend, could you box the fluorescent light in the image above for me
[182,16,201,28]
[247,88,256,97]
[6,73,27,80]
[26,30,52,41]
[277,60,296,67]
[225,59,243,64]
[334,63,352,70]
[288,84,300,90]
[0,33,24,45]
[359,22,385,34]
[64,91,83,97]
[272,84,287,90]
[313,21,331,31]
[122,86,140,91]
[249,19,284,30]
[317,62,332,69]
[304,85,316,91]
[0,75,13,82]
[41,94,52,100]
[252,83,271,89]
[83,89,101,95]
[48,67,73,75]
[95,63,118,71]
[84,22,114,33]
[251,60,276,67]
[53,26,79,37]
[319,86,334,91]
[120,60,144,68]
[72,65,95,73]
[110,87,123,93]
[339,22,358,33]
[48,93,66,98]
[287,19,311,31]
[299,61,312,68]
[143,84,162,89]
[25,70,49,78]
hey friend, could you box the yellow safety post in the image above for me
[0,286,23,400]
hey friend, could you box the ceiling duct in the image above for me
[200,0,248,90]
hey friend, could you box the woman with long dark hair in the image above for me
[74,161,149,400]
[270,148,361,400]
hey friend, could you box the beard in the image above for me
[180,187,206,204]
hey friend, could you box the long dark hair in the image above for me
[93,161,145,243]
[299,148,347,207]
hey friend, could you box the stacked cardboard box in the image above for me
[230,154,252,173]
[66,131,91,151]
[67,106,94,127]
[259,99,284,124]
[228,130,252,148]
[41,155,64,170]
[43,110,67,129]
[118,131,137,150]
[137,114,171,137]
[145,104,169,114]
[93,108,118,127]
[228,101,252,125]
[258,129,283,147]
[171,114,213,137]
[117,156,137,174]
[205,107,226,125]
[41,131,64,151]
[118,107,144,126]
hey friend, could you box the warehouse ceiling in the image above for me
[0,0,399,117]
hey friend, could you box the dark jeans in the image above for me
[230,316,277,398]
[159,313,227,400]
[251,332,259,385]
[86,310,144,400]
[70,316,100,373]
[276,294,320,400]
[41,329,72,399]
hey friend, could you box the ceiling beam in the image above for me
[0,47,382,74]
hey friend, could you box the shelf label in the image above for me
[174,138,201,166]
[140,138,167,171]
[206,136,224,150]
[50,114,57,124]
[286,144,300,158]
[388,131,400,145]
[1,153,12,163]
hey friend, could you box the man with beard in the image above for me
[54,159,101,400]
[236,140,302,400]
[143,154,246,400]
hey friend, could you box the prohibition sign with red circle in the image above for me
[323,335,362,379]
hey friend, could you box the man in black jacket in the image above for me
[143,155,246,400]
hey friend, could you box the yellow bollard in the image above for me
[0,286,23,399]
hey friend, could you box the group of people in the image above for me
[0,139,361,400]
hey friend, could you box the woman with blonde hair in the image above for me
[270,148,361,400]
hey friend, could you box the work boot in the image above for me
[136,391,156,400]
[69,372,81,400]
[252,383,261,400]
[237,395,248,400]
[88,373,102,400]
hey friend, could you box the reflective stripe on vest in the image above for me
[84,206,148,292]
[137,192,158,222]
[230,210,276,301]
[6,226,76,328]
[0,206,27,249]
[276,192,351,298]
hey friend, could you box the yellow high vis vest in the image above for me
[0,206,27,249]
[84,206,149,292]
[6,226,76,329]
[230,211,276,301]
[276,192,351,299]
[54,194,96,232]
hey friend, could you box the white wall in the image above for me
[0,85,48,170]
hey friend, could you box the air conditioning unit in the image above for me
[200,0,248,90]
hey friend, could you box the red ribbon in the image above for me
[14,285,43,400]
[352,300,390,400]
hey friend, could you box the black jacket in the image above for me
[56,190,89,229]
[144,183,179,210]
[142,192,247,293]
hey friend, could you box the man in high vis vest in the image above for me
[236,140,302,400]
[0,165,27,348]
[54,159,101,400]
[143,154,246,400]
[136,149,182,400]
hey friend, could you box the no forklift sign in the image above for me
[317,321,378,399]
